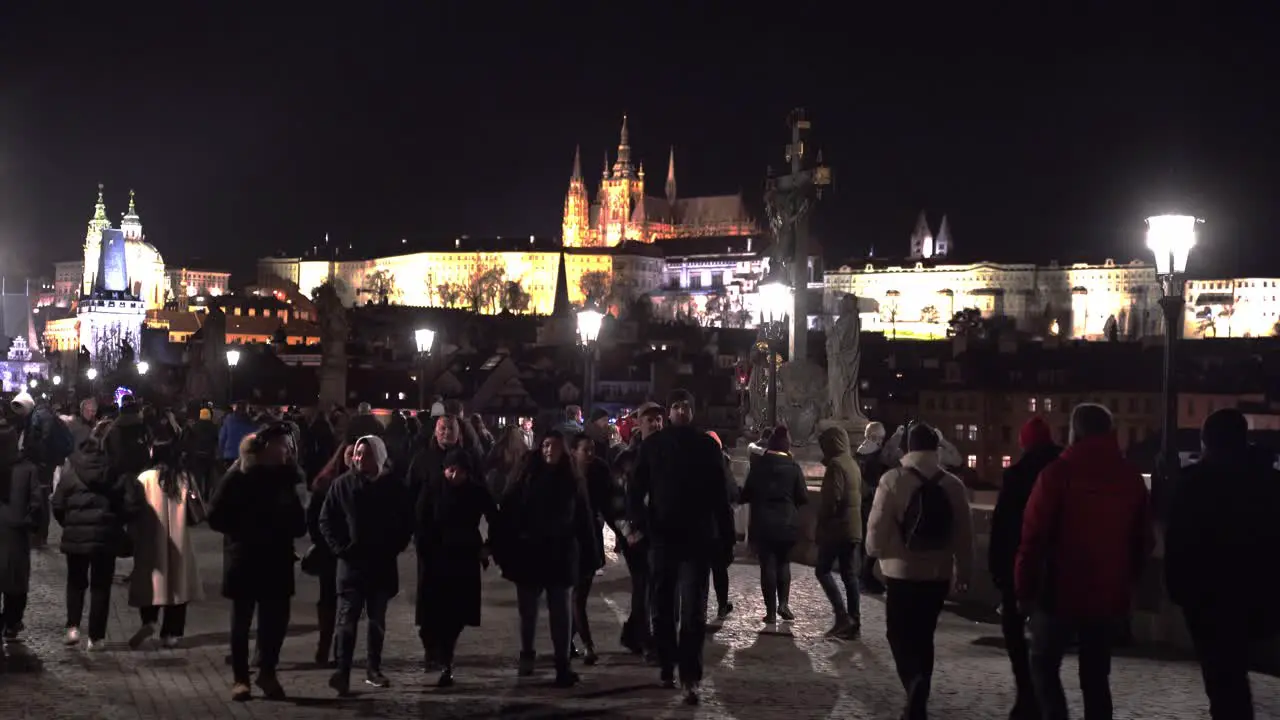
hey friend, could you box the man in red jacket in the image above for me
[1015,403,1154,720]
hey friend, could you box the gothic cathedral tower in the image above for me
[82,184,111,296]
[562,146,590,248]
[597,116,645,246]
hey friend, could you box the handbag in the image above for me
[185,480,209,527]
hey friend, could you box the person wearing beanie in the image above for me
[855,422,889,594]
[741,425,807,625]
[0,418,42,641]
[988,416,1061,719]
[319,434,413,696]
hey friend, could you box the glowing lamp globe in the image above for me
[226,349,241,367]
[414,328,436,354]
[86,368,98,381]
[1146,215,1200,277]
[137,361,150,375]
[758,278,793,322]
[577,307,604,345]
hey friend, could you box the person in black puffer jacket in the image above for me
[51,421,133,650]
[103,396,152,485]
[740,426,808,624]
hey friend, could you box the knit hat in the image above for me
[766,426,791,453]
[9,391,34,415]
[1019,416,1053,450]
[589,407,611,423]
[355,435,388,471]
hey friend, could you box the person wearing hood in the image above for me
[320,435,413,696]
[814,424,863,640]
[855,422,888,594]
[0,418,42,641]
[989,416,1061,719]
[867,422,974,720]
[1164,408,1280,719]
[51,420,133,651]
[217,403,256,472]
[207,424,308,702]
[11,389,73,548]
[740,426,808,625]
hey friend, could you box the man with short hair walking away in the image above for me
[867,422,974,720]
[1016,404,1153,720]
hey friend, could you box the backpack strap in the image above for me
[905,467,945,484]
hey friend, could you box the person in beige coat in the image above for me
[127,423,204,649]
[866,422,973,720]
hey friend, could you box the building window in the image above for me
[1001,455,1012,468]
[954,423,964,440]
[1028,397,1037,413]
[1044,397,1054,412]
[967,424,978,441]
[966,454,978,469]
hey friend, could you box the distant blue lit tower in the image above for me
[77,228,145,370]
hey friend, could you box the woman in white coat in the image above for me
[127,423,204,649]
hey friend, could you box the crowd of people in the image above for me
[0,386,1276,718]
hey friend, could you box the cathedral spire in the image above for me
[90,183,108,225]
[935,214,953,258]
[552,251,571,318]
[602,152,610,179]
[120,188,143,239]
[909,210,934,259]
[571,145,582,180]
[612,114,633,177]
[665,146,677,204]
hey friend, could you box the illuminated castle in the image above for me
[562,116,758,247]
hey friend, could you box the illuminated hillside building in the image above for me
[562,117,758,247]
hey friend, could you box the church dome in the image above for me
[126,236,164,266]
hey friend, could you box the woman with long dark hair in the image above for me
[126,422,204,649]
[493,430,599,687]
[483,425,528,500]
[306,442,352,666]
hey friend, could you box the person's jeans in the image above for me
[334,582,391,676]
[1028,611,1116,720]
[32,465,54,546]
[884,578,950,720]
[1,592,28,630]
[1184,607,1254,719]
[815,539,860,626]
[622,543,652,648]
[316,565,337,663]
[711,560,730,610]
[139,604,188,638]
[755,540,793,616]
[651,547,710,684]
[1000,588,1037,716]
[572,573,596,650]
[230,595,291,683]
[65,552,116,640]
[516,584,572,665]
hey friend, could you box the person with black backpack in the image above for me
[11,390,75,548]
[866,422,974,720]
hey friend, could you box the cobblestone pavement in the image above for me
[3,526,1277,719]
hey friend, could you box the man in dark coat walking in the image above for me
[0,418,42,640]
[320,435,413,695]
[989,416,1061,719]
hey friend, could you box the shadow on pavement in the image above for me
[0,640,45,674]
[714,633,839,719]
[180,623,319,650]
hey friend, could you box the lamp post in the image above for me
[86,367,98,400]
[758,274,793,428]
[576,306,604,416]
[1146,214,1201,511]
[414,328,436,410]
[226,348,241,405]
[137,361,149,376]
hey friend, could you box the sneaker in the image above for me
[161,636,181,649]
[64,627,82,646]
[824,616,853,638]
[255,671,286,700]
[583,647,598,666]
[778,605,795,621]
[717,602,734,620]
[328,671,351,697]
[365,671,391,688]
[553,668,580,688]
[436,666,455,688]
[517,651,536,677]
[683,681,701,705]
[128,623,156,650]
[231,682,252,702]
[85,638,106,652]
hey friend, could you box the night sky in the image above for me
[1,6,1274,282]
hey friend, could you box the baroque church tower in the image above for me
[82,184,111,295]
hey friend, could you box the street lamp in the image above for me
[414,328,436,409]
[577,306,604,415]
[758,273,793,429]
[52,375,62,386]
[86,367,98,401]
[226,348,241,404]
[137,361,149,375]
[1146,214,1201,514]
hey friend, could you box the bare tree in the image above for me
[363,269,398,305]
[579,270,612,308]
[502,280,532,314]
[437,283,464,308]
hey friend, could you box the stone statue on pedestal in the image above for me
[315,282,349,410]
[826,293,868,426]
